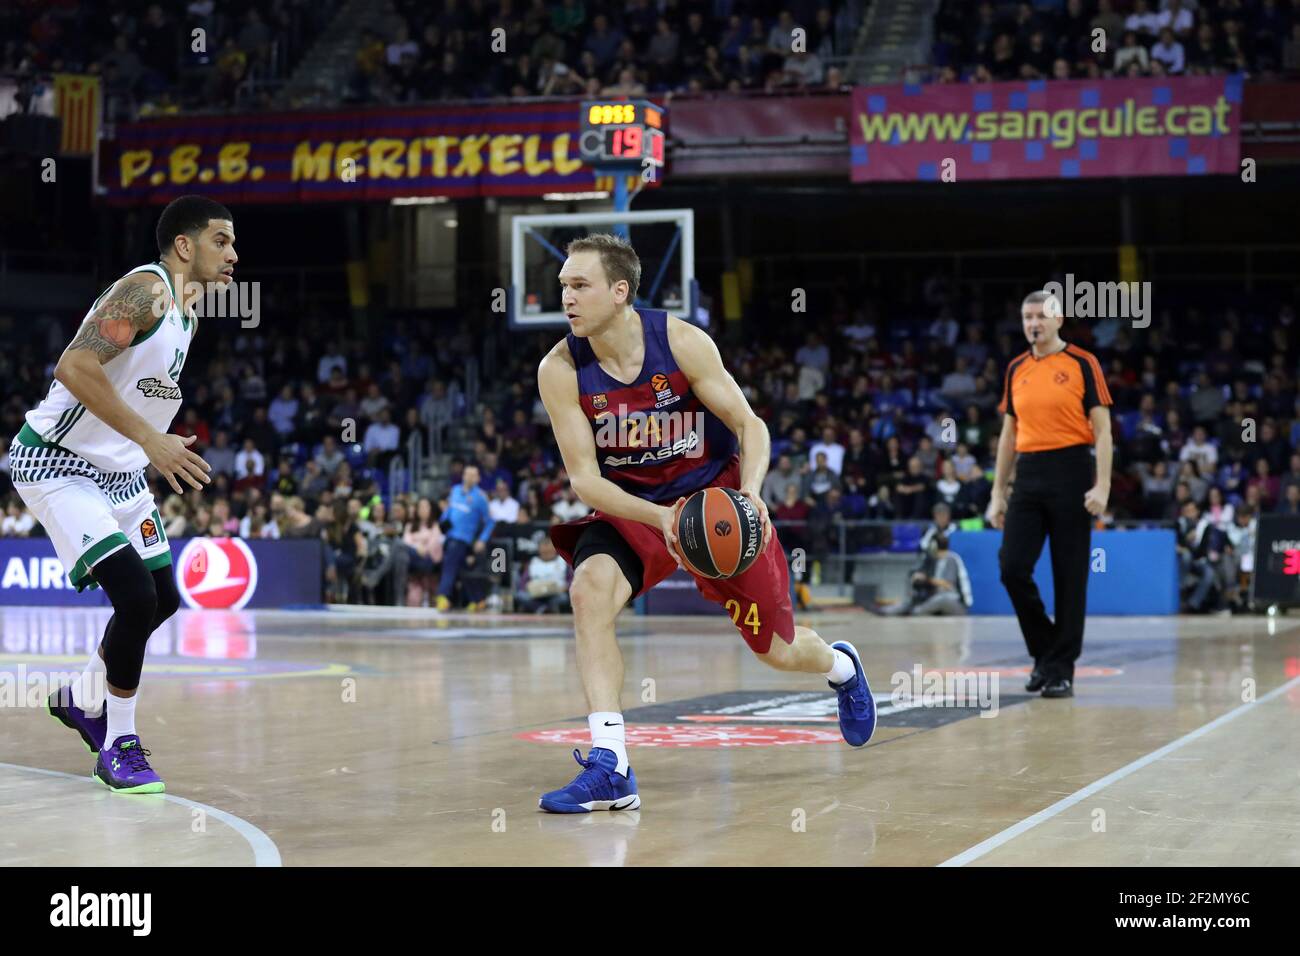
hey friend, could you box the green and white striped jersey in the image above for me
[23,262,194,473]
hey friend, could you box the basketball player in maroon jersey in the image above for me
[535,233,876,813]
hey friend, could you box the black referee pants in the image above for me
[998,444,1095,683]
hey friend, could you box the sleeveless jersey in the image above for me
[24,262,194,473]
[567,309,738,504]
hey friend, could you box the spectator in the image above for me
[488,478,521,523]
[436,464,495,611]
[551,484,591,522]
[1179,425,1218,471]
[386,21,419,66]
[763,453,805,508]
[806,452,841,503]
[879,534,972,616]
[205,429,237,478]
[647,17,680,76]
[359,382,390,422]
[919,502,957,552]
[1248,458,1280,511]
[774,482,812,552]
[952,442,979,481]
[935,459,962,509]
[1123,0,1160,38]
[894,456,935,520]
[316,435,345,476]
[2,499,34,536]
[234,438,266,491]
[402,497,444,607]
[941,356,978,402]
[1151,27,1185,74]
[1277,483,1300,516]
[518,536,571,613]
[268,385,299,437]
[364,407,401,467]
[1113,31,1150,74]
[808,426,845,475]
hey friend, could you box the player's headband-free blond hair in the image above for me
[1022,289,1063,319]
[566,233,642,300]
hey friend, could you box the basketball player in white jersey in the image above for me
[11,195,234,792]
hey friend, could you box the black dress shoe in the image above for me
[1041,678,1074,698]
[1025,669,1047,693]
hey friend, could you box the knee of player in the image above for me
[754,636,796,670]
[569,559,624,618]
[153,574,180,624]
[118,579,158,627]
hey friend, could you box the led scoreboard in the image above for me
[1251,514,1300,607]
[579,100,665,171]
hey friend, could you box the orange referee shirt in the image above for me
[998,342,1113,452]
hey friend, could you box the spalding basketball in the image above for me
[674,487,763,579]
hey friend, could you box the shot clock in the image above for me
[579,100,665,171]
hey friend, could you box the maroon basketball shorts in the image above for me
[549,459,796,654]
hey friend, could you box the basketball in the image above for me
[674,487,763,580]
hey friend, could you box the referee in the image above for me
[987,291,1113,698]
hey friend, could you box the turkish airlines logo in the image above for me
[176,538,258,610]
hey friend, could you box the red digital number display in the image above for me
[606,126,642,158]
[1284,549,1300,575]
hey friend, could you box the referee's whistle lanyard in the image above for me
[1029,338,1067,359]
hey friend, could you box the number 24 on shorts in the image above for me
[725,599,761,635]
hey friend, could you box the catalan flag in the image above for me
[53,74,100,155]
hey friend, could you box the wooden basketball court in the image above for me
[2,605,1297,866]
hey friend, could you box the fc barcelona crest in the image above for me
[592,393,608,410]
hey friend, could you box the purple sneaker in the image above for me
[47,687,106,754]
[94,735,165,794]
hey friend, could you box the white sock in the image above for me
[104,693,138,750]
[72,649,107,716]
[589,712,629,775]
[824,647,858,686]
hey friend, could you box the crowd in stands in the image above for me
[360,0,860,102]
[2,0,342,119]
[930,0,1300,83]
[2,278,1298,615]
[3,0,858,123]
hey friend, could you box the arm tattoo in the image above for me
[66,278,165,362]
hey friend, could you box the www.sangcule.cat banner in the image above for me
[850,75,1242,182]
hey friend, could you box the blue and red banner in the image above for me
[0,538,323,608]
[851,76,1242,182]
[101,101,598,205]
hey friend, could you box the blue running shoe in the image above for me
[829,641,877,746]
[539,748,640,813]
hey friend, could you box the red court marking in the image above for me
[938,666,1123,679]
[517,724,843,747]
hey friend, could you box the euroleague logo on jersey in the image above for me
[176,537,258,610]
[650,371,678,408]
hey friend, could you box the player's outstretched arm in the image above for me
[54,272,210,495]
[537,344,667,530]
[666,317,773,546]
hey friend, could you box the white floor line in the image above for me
[0,762,282,867]
[938,673,1300,867]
